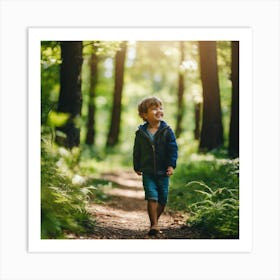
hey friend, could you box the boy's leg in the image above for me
[142,175,161,235]
[157,203,165,220]
[157,176,169,221]
[147,199,158,227]
[147,200,162,236]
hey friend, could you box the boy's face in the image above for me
[143,104,164,123]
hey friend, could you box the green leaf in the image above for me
[47,111,70,127]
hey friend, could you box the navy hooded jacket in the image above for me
[133,120,178,176]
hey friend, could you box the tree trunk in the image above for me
[56,41,83,148]
[194,102,201,140]
[228,41,239,158]
[106,41,127,147]
[85,49,98,145]
[175,41,185,138]
[198,41,223,151]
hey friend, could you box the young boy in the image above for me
[133,96,178,236]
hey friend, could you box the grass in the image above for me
[169,152,239,238]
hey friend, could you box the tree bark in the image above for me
[175,41,185,138]
[56,41,83,148]
[194,102,201,140]
[229,41,239,158]
[85,48,98,145]
[198,41,223,151]
[106,41,127,147]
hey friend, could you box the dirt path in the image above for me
[84,170,201,239]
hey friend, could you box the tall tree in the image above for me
[85,44,98,145]
[106,41,127,147]
[175,41,185,138]
[198,41,223,151]
[194,102,202,140]
[229,41,239,157]
[56,41,83,148]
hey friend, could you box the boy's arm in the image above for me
[166,128,178,169]
[133,132,141,174]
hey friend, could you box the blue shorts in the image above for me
[142,174,169,205]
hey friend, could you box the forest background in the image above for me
[41,40,239,239]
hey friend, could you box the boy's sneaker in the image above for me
[148,225,162,236]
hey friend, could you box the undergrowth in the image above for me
[41,139,96,239]
[169,154,239,239]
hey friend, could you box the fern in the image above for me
[188,183,239,238]
[41,141,95,239]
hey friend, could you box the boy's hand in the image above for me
[166,166,174,176]
[136,171,142,176]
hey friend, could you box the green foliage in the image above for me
[41,41,61,126]
[169,155,239,238]
[83,41,123,57]
[47,111,70,128]
[187,181,239,238]
[41,140,96,239]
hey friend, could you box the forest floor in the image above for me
[74,170,202,239]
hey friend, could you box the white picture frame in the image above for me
[29,26,252,253]
[1,1,279,279]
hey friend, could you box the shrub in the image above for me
[187,181,239,239]
[41,140,96,239]
[169,155,239,239]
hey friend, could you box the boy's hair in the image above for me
[138,96,163,121]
